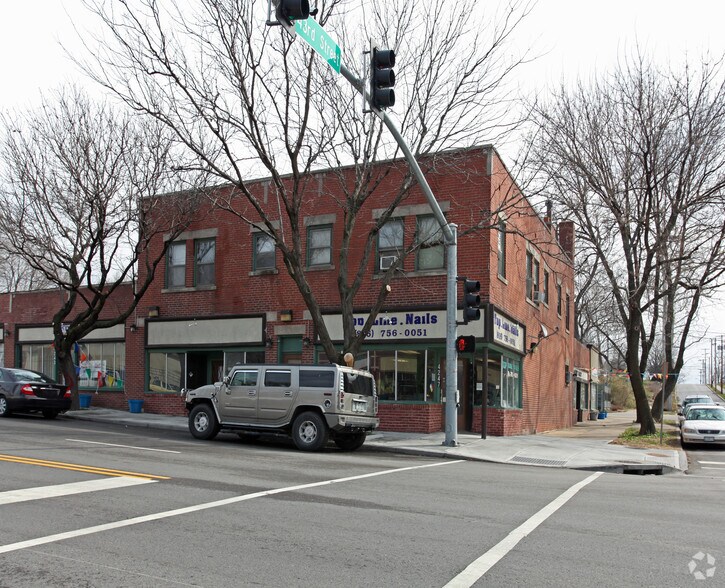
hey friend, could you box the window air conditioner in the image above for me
[533,291,545,303]
[379,255,398,270]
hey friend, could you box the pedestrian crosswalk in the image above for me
[0,477,156,506]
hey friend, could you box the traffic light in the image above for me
[462,279,481,324]
[273,0,310,29]
[370,47,396,110]
[456,335,476,354]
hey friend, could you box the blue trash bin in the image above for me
[128,399,144,413]
[79,394,92,409]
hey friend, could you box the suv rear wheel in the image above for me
[292,411,328,451]
[189,404,220,440]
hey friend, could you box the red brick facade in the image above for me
[0,146,587,435]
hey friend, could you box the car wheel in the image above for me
[0,395,10,417]
[333,432,367,451]
[292,411,329,451]
[189,404,220,440]
[42,409,59,419]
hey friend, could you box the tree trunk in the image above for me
[58,344,79,411]
[628,351,656,434]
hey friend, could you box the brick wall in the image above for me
[378,402,444,433]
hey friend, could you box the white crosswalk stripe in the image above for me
[0,477,156,506]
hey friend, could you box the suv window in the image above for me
[344,372,374,397]
[299,370,335,388]
[231,370,258,386]
[265,370,292,387]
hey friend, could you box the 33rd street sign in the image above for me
[294,18,341,74]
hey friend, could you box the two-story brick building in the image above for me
[0,145,588,435]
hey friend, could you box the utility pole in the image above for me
[718,335,725,393]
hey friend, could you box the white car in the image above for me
[680,405,725,448]
[678,403,720,428]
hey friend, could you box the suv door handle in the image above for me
[284,391,292,397]
[248,390,257,396]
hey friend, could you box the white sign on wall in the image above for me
[492,310,524,353]
[324,310,454,342]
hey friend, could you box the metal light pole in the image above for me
[267,7,462,446]
[339,63,460,446]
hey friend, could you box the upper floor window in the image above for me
[377,219,404,272]
[166,241,186,289]
[253,233,275,271]
[307,225,332,267]
[542,269,550,305]
[497,219,506,278]
[556,282,562,316]
[416,216,444,270]
[194,238,215,286]
[565,292,571,331]
[525,250,540,302]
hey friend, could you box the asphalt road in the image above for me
[0,414,723,587]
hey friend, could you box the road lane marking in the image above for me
[443,472,604,588]
[0,454,169,480]
[698,461,725,465]
[0,459,462,554]
[66,439,181,454]
[0,478,156,506]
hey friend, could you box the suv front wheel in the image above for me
[292,411,329,451]
[189,404,220,440]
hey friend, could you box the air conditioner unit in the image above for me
[379,255,398,270]
[533,291,545,303]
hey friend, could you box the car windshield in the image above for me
[9,370,51,383]
[687,408,725,421]
[684,397,711,406]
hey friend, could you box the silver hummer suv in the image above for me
[184,364,379,451]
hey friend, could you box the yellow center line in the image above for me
[0,454,170,480]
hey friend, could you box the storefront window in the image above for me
[149,352,185,393]
[368,350,396,400]
[359,349,429,402]
[21,344,56,378]
[77,342,126,389]
[500,356,522,408]
[224,350,265,374]
[396,350,424,401]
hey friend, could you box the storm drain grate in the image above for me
[509,456,567,467]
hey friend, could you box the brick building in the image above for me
[0,145,590,435]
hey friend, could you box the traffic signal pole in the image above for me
[340,64,460,446]
[267,3,460,445]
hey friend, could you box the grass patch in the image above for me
[612,426,681,449]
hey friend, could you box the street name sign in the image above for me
[294,18,341,74]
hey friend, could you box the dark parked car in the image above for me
[0,368,70,419]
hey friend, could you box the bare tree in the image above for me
[0,87,201,408]
[528,53,725,434]
[75,0,536,363]
[0,254,53,292]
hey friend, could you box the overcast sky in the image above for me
[1,0,724,381]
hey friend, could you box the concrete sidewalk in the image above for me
[61,407,687,475]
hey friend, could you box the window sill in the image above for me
[497,274,508,285]
[306,264,335,272]
[161,285,217,294]
[372,268,446,279]
[249,268,279,277]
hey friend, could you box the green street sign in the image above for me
[294,18,341,74]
